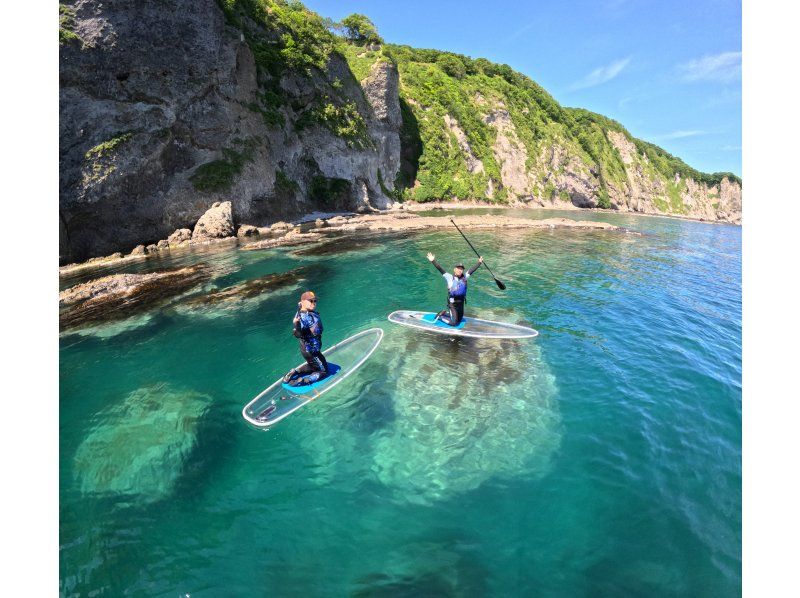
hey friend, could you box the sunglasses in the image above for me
[308,299,317,303]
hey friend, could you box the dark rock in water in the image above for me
[73,384,211,503]
[352,572,457,598]
[352,542,489,598]
[177,266,310,311]
[239,230,322,251]
[59,264,210,330]
[291,235,381,257]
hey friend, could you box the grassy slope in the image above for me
[214,0,740,209]
[341,43,740,207]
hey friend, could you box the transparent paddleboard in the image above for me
[242,328,384,428]
[388,310,538,339]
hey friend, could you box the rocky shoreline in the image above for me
[399,199,742,226]
[59,201,634,276]
[58,201,639,332]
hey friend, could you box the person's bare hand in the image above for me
[478,256,484,264]
[427,252,435,262]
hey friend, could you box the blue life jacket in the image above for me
[448,276,468,299]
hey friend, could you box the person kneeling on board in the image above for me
[283,291,328,387]
[426,252,482,326]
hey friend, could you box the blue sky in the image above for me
[304,0,742,176]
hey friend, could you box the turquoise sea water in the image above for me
[60,210,741,596]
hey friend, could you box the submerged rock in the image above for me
[175,267,309,315]
[59,264,210,331]
[291,235,381,257]
[73,384,211,503]
[60,312,157,340]
[352,540,489,597]
[239,231,322,251]
[300,308,561,504]
[368,314,561,504]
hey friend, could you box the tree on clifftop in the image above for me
[436,54,467,79]
[340,13,383,46]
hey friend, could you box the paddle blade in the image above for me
[495,278,507,290]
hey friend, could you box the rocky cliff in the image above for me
[59,0,741,263]
[343,44,742,224]
[59,0,402,263]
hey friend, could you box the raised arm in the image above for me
[427,252,446,275]
[467,256,483,276]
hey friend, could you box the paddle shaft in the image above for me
[450,219,506,289]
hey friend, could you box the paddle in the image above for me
[450,218,507,290]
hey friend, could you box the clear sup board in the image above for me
[387,310,538,339]
[242,327,384,428]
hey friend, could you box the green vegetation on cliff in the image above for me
[85,132,133,160]
[217,0,336,75]
[214,0,738,207]
[82,131,134,184]
[59,4,82,46]
[190,139,257,193]
[338,13,383,46]
[341,41,739,204]
[295,97,371,148]
[217,0,372,151]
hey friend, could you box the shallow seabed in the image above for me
[60,209,741,596]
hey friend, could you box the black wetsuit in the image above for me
[430,259,481,326]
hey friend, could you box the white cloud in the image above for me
[569,57,631,91]
[507,21,538,42]
[677,51,741,83]
[655,130,707,140]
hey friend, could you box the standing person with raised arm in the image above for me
[426,252,483,326]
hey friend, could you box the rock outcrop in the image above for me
[604,131,741,222]
[484,106,533,199]
[59,265,210,330]
[192,201,234,240]
[167,228,192,245]
[445,114,484,175]
[237,224,259,237]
